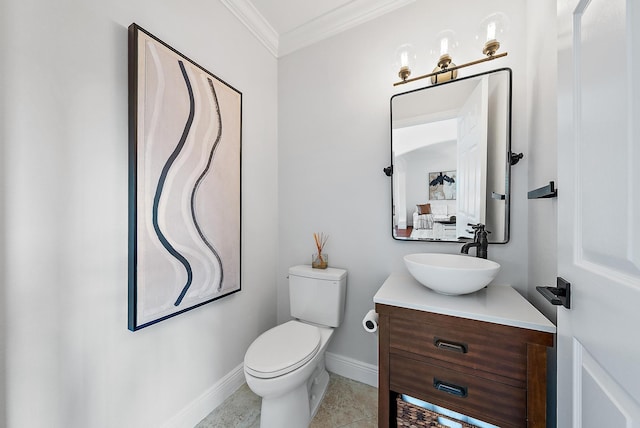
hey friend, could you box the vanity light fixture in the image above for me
[394,12,509,87]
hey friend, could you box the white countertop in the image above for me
[374,272,556,333]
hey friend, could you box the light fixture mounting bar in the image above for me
[393,52,508,86]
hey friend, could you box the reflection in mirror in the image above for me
[391,68,511,243]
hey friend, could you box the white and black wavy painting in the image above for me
[128,25,241,330]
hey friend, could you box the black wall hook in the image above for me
[383,165,393,176]
[510,152,524,165]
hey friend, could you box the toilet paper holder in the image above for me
[362,309,379,333]
[365,319,376,330]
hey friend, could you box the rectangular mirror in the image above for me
[390,68,512,243]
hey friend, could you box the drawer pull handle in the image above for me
[433,378,468,398]
[434,338,468,354]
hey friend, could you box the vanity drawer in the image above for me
[389,312,527,382]
[390,354,526,428]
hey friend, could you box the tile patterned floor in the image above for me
[195,373,377,428]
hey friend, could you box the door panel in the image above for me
[577,0,639,275]
[557,0,640,426]
[576,339,640,427]
[456,78,488,239]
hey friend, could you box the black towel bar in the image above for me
[528,181,557,199]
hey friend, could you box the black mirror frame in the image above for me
[388,68,513,244]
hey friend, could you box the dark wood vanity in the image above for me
[374,274,555,428]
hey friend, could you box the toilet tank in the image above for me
[288,265,347,327]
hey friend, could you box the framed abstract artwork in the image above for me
[128,24,242,331]
[428,170,456,200]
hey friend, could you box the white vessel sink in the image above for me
[403,253,501,295]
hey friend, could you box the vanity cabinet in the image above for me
[374,273,555,428]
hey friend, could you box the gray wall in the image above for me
[277,0,530,368]
[525,0,558,425]
[525,0,558,320]
[1,0,278,426]
[0,0,562,425]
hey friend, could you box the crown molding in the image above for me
[222,0,415,58]
[219,0,279,57]
[279,0,416,57]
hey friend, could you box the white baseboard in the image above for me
[162,362,246,428]
[164,353,378,427]
[325,352,378,388]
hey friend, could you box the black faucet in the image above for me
[460,223,489,259]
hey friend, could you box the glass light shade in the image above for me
[476,12,509,56]
[429,30,459,69]
[429,30,459,58]
[394,44,416,81]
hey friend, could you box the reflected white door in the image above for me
[557,0,640,426]
[394,156,407,230]
[457,78,488,239]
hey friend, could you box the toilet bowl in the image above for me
[244,321,334,428]
[243,265,347,428]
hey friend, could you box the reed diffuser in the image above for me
[312,232,329,269]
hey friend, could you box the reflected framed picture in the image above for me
[128,24,242,331]
[428,170,456,200]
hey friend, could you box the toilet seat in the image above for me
[245,321,321,379]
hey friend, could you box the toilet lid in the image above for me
[244,321,321,379]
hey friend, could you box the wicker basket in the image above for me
[396,396,478,428]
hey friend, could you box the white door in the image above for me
[557,0,640,426]
[456,78,488,239]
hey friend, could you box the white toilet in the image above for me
[244,265,347,428]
